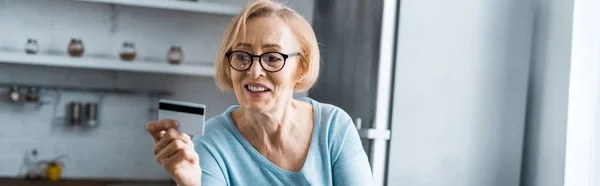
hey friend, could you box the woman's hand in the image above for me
[146,119,202,186]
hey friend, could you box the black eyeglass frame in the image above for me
[225,50,301,72]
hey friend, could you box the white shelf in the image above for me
[0,52,215,77]
[73,0,242,15]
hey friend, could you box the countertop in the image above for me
[0,177,175,186]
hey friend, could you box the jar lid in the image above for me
[28,38,37,43]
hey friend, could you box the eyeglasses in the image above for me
[225,50,300,72]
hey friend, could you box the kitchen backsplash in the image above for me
[0,0,313,180]
[0,64,240,180]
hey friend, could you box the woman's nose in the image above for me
[247,57,265,78]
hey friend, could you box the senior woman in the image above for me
[146,0,373,185]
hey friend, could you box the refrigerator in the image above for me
[310,0,534,185]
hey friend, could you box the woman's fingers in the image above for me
[156,139,189,162]
[146,119,179,142]
[153,128,193,155]
[158,130,167,139]
[161,145,200,168]
[147,119,201,186]
[180,144,199,164]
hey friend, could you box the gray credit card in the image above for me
[158,99,206,137]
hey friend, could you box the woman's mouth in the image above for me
[244,83,271,97]
[245,85,270,92]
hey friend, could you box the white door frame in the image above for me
[364,0,399,185]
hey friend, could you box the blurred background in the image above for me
[0,0,598,186]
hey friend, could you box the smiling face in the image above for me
[229,16,304,113]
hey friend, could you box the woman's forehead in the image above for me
[233,17,299,50]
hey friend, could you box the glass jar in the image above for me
[25,39,39,54]
[68,38,84,57]
[9,86,21,102]
[167,46,183,65]
[120,42,136,61]
[25,149,42,181]
[25,87,40,103]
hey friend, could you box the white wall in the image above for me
[563,0,600,185]
[520,0,574,185]
[0,0,313,180]
[386,0,534,185]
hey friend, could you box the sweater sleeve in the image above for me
[329,109,374,186]
[195,137,228,186]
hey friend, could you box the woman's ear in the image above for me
[297,73,306,83]
[296,64,307,83]
[297,57,308,82]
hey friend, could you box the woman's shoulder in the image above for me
[303,97,352,121]
[211,105,238,129]
[302,97,355,136]
[204,115,230,136]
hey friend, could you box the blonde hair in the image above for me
[214,0,320,92]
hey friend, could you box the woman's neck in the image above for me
[235,98,301,146]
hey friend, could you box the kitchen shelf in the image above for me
[0,51,216,77]
[0,82,172,96]
[73,0,242,15]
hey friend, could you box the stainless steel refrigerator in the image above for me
[310,0,533,185]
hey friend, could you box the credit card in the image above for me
[158,99,205,137]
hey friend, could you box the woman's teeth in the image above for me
[247,85,267,92]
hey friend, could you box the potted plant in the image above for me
[41,154,68,182]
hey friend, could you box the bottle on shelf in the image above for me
[68,38,84,57]
[120,42,137,61]
[167,46,184,65]
[25,39,39,54]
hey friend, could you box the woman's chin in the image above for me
[241,100,272,113]
[237,90,276,112]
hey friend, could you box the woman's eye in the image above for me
[264,55,282,62]
[235,55,249,61]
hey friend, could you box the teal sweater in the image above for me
[193,97,373,186]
